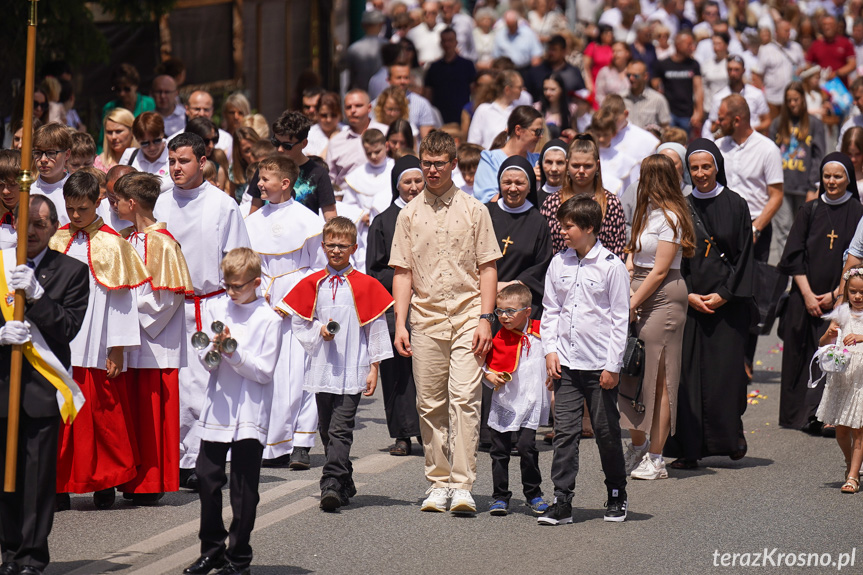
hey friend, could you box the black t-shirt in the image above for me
[425,56,476,125]
[247,156,336,213]
[654,57,701,117]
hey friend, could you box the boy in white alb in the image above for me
[483,283,550,517]
[282,217,394,511]
[114,172,194,503]
[184,248,281,575]
[0,150,21,249]
[50,171,151,510]
[153,133,250,489]
[340,129,394,272]
[30,123,72,226]
[245,155,326,469]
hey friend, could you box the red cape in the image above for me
[282,267,394,326]
[486,319,541,375]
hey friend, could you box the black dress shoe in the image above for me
[0,561,19,575]
[213,563,250,575]
[129,492,164,505]
[183,554,227,575]
[185,472,200,492]
[55,493,71,512]
[730,438,748,461]
[261,453,291,468]
[93,487,116,509]
[288,447,310,470]
[19,567,42,575]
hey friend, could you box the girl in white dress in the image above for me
[818,267,863,493]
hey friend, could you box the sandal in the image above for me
[389,438,411,456]
[841,476,860,494]
[669,458,698,470]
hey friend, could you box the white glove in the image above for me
[9,265,44,301]
[0,321,31,345]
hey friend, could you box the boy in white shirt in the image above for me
[539,194,630,525]
[483,283,551,517]
[185,248,281,575]
[282,217,394,511]
[341,129,394,272]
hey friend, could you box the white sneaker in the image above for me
[623,439,650,474]
[421,487,449,512]
[630,453,668,480]
[449,489,476,514]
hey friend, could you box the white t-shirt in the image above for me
[717,130,784,219]
[633,208,682,269]
[467,101,513,149]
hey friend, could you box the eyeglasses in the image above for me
[420,160,450,170]
[139,137,164,148]
[33,100,46,109]
[32,149,65,160]
[324,243,353,252]
[221,277,256,292]
[113,85,133,94]
[203,134,220,146]
[494,307,529,317]
[271,137,301,150]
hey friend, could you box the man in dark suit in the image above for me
[0,195,89,575]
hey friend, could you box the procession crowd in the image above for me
[3,0,863,574]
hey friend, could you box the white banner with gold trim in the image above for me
[0,249,84,422]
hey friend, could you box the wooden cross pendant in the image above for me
[704,237,713,257]
[501,236,514,255]
[828,229,838,250]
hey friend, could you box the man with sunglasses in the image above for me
[246,111,337,221]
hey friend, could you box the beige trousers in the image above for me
[412,329,483,490]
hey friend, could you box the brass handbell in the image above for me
[326,320,340,334]
[500,372,513,382]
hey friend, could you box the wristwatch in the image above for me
[479,313,495,323]
[752,225,761,239]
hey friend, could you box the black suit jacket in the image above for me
[0,248,89,419]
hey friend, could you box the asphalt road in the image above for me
[43,331,862,575]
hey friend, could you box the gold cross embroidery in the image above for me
[704,237,713,257]
[501,236,514,255]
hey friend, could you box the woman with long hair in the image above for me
[534,74,574,140]
[223,92,251,136]
[95,107,137,172]
[770,81,826,248]
[374,86,411,127]
[461,70,498,138]
[473,105,543,202]
[228,126,261,202]
[386,119,415,158]
[583,24,615,94]
[594,42,632,106]
[777,153,863,433]
[541,134,627,258]
[306,92,346,158]
[621,154,696,480]
[467,70,525,149]
[840,127,863,194]
[701,32,730,116]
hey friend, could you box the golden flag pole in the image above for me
[5,0,38,493]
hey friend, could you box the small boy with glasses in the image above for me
[246,110,337,220]
[245,155,326,469]
[282,217,394,511]
[483,283,550,516]
[31,122,73,225]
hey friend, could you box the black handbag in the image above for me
[620,323,646,413]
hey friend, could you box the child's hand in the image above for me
[321,321,335,341]
[275,308,288,318]
[219,326,234,357]
[361,213,371,225]
[106,347,124,379]
[486,372,504,390]
[599,370,619,390]
[546,352,561,380]
[843,333,861,347]
[826,324,839,340]
[364,364,378,396]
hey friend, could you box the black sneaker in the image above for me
[536,499,572,525]
[320,489,342,512]
[604,493,627,522]
[289,447,311,470]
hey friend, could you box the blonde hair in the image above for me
[99,108,138,169]
[221,247,262,279]
[374,87,409,123]
[322,216,358,244]
[40,77,62,102]
[561,135,607,217]
[243,114,270,139]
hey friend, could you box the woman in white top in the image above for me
[118,112,171,192]
[700,32,731,115]
[620,154,696,480]
[305,92,348,159]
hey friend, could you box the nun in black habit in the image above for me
[366,156,423,455]
[777,152,863,432]
[664,139,757,469]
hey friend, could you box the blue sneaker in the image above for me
[527,496,550,514]
[489,499,509,516]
